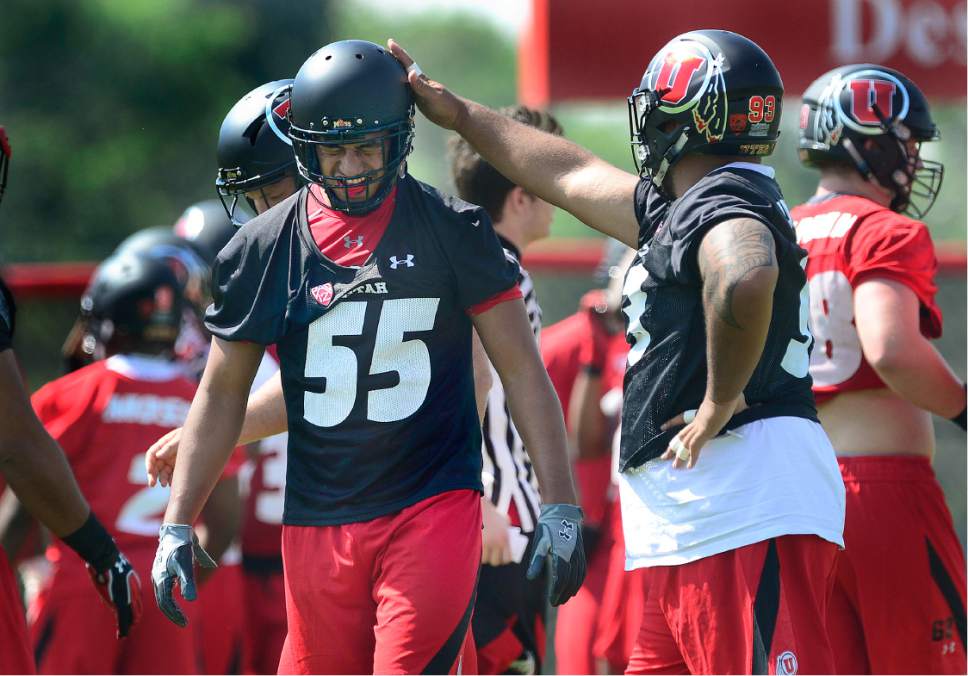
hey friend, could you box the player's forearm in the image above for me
[868,338,966,418]
[503,363,577,505]
[238,371,288,445]
[165,388,247,525]
[0,352,90,536]
[0,426,90,537]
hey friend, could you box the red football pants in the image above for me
[0,551,34,674]
[626,535,838,675]
[241,567,287,675]
[278,490,481,675]
[828,456,967,674]
[196,563,245,675]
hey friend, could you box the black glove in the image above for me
[61,513,143,638]
[526,503,586,606]
[87,552,143,638]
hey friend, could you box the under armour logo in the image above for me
[558,520,575,541]
[389,255,415,269]
[344,235,364,249]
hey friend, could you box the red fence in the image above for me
[3,240,964,299]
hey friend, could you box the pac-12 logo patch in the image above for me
[776,650,798,675]
[311,282,334,307]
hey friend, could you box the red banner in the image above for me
[519,0,967,105]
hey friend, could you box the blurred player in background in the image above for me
[541,247,628,675]
[104,211,245,673]
[393,28,847,673]
[794,64,967,674]
[151,40,584,675]
[450,104,562,675]
[11,254,186,673]
[0,126,141,674]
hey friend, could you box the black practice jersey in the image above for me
[620,165,817,472]
[206,175,519,525]
[0,276,15,352]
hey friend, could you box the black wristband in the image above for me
[60,513,119,573]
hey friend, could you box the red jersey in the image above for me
[792,194,942,403]
[31,355,196,587]
[540,295,614,424]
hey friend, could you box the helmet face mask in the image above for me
[627,30,783,196]
[295,124,413,213]
[798,64,943,218]
[288,40,415,215]
[216,80,300,226]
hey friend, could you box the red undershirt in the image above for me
[305,183,520,315]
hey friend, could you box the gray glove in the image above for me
[151,523,217,627]
[526,503,586,606]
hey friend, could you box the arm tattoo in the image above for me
[699,219,777,329]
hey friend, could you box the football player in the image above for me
[450,104,562,675]
[213,79,300,675]
[793,64,966,674]
[215,79,301,225]
[151,40,584,675]
[0,126,141,674]
[392,29,847,673]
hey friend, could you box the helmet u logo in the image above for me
[849,80,896,125]
[655,55,706,105]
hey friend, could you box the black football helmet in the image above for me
[0,127,10,208]
[114,225,211,315]
[172,199,239,266]
[798,64,943,219]
[628,30,784,195]
[216,79,299,225]
[288,39,414,215]
[80,253,184,355]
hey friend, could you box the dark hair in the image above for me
[449,105,563,222]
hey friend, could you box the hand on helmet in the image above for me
[387,40,467,132]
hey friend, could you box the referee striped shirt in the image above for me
[481,237,543,533]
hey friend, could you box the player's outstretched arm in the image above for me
[473,299,585,605]
[854,278,967,427]
[153,337,262,627]
[661,218,778,468]
[146,368,288,487]
[388,40,640,248]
